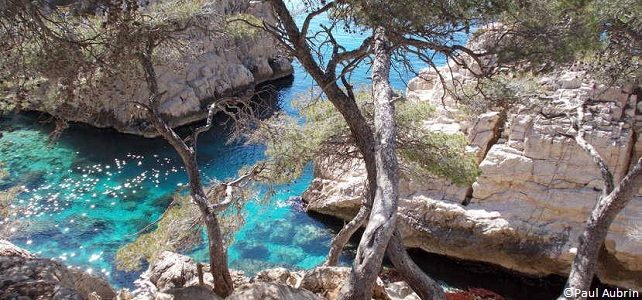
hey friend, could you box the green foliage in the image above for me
[115,185,249,272]
[0,0,212,115]
[251,91,480,186]
[398,132,479,186]
[588,0,641,83]
[394,101,480,185]
[485,0,602,68]
[145,0,206,26]
[248,99,346,184]
[342,0,510,30]
[115,193,202,272]
[457,73,541,115]
[225,14,262,38]
[0,186,21,219]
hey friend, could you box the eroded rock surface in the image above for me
[131,251,419,300]
[131,251,249,299]
[227,282,322,300]
[0,240,116,300]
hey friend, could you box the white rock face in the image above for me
[33,0,292,136]
[303,66,642,289]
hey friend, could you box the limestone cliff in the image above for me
[302,65,642,289]
[31,0,292,136]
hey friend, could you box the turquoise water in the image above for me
[0,111,341,287]
[0,6,444,289]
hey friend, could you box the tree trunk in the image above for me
[138,49,234,297]
[148,114,235,297]
[387,230,446,300]
[325,205,370,266]
[559,157,642,300]
[267,0,379,268]
[268,3,445,298]
[203,210,234,297]
[338,27,398,300]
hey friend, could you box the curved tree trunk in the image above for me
[338,27,397,300]
[325,205,370,266]
[148,112,235,297]
[387,230,446,300]
[559,157,642,300]
[267,2,445,299]
[267,0,379,271]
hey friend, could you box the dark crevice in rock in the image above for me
[462,108,509,206]
[303,207,566,300]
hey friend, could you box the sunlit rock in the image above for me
[304,64,642,289]
[0,240,116,300]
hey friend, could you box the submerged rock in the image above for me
[231,258,283,276]
[0,240,116,300]
[292,224,333,254]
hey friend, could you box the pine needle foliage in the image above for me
[457,73,542,115]
[249,91,480,186]
[115,193,203,272]
[225,13,262,38]
[0,186,20,220]
[0,0,214,116]
[115,183,251,272]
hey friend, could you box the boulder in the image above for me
[252,267,302,287]
[133,254,421,300]
[226,282,322,300]
[132,251,249,299]
[384,281,420,300]
[146,251,198,291]
[299,266,389,300]
[0,240,116,300]
[157,286,223,300]
[299,266,351,299]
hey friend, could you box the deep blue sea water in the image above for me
[0,5,441,288]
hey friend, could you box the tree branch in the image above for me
[209,163,265,213]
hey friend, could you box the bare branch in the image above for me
[301,0,339,41]
[209,163,266,213]
[569,102,615,195]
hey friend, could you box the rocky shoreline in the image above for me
[2,240,503,300]
[0,240,117,300]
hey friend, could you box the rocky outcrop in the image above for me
[131,251,249,299]
[130,251,423,300]
[30,0,292,136]
[227,283,322,300]
[302,63,642,288]
[0,240,116,300]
